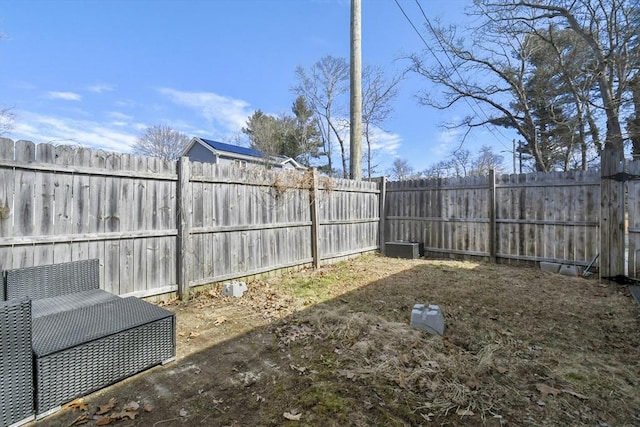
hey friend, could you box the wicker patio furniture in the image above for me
[2,259,176,418]
[0,298,34,427]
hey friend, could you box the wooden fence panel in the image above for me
[3,138,609,296]
[0,138,15,269]
[386,176,491,257]
[386,170,599,265]
[495,171,599,265]
[317,178,379,261]
[0,140,180,297]
[187,164,315,287]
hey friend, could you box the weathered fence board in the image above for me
[186,164,315,289]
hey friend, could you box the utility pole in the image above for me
[512,139,516,174]
[349,0,363,180]
[518,140,523,174]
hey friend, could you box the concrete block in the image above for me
[558,265,580,277]
[540,262,561,274]
[222,281,248,297]
[410,303,445,335]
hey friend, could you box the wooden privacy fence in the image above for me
[0,139,380,299]
[2,138,635,298]
[385,170,601,267]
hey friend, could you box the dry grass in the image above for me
[262,255,640,426]
[33,254,640,427]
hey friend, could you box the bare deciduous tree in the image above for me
[411,0,639,170]
[494,0,638,152]
[471,145,506,176]
[0,107,15,136]
[362,65,402,178]
[423,146,505,178]
[387,157,416,181]
[294,56,350,177]
[132,125,190,161]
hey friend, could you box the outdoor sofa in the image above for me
[0,258,176,424]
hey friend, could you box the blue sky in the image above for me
[0,0,515,174]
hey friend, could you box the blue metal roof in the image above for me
[199,138,264,158]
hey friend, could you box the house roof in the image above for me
[198,138,265,159]
[184,137,306,170]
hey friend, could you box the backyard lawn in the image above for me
[32,254,640,426]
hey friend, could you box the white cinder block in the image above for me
[410,303,445,335]
[540,262,561,274]
[222,281,248,298]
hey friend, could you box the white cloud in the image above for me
[434,127,463,156]
[10,111,136,153]
[115,99,136,108]
[87,83,115,93]
[47,91,82,101]
[368,128,401,155]
[157,88,252,134]
[107,111,133,121]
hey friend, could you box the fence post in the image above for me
[600,149,625,280]
[177,157,192,300]
[378,176,387,255]
[309,168,320,268]
[488,169,497,263]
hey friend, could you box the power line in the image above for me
[413,0,513,149]
[393,0,512,150]
[415,0,512,148]
[393,0,449,79]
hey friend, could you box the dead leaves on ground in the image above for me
[66,400,89,412]
[95,398,117,415]
[67,398,153,426]
[178,330,202,340]
[274,322,320,347]
[283,410,302,421]
[455,408,475,417]
[536,383,588,400]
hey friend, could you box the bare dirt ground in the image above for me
[29,254,640,426]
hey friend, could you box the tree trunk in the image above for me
[598,76,625,152]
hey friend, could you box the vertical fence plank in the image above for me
[0,138,15,269]
[488,169,496,263]
[600,149,625,279]
[177,157,192,300]
[310,168,320,268]
[378,176,387,254]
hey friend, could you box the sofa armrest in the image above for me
[0,297,34,426]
